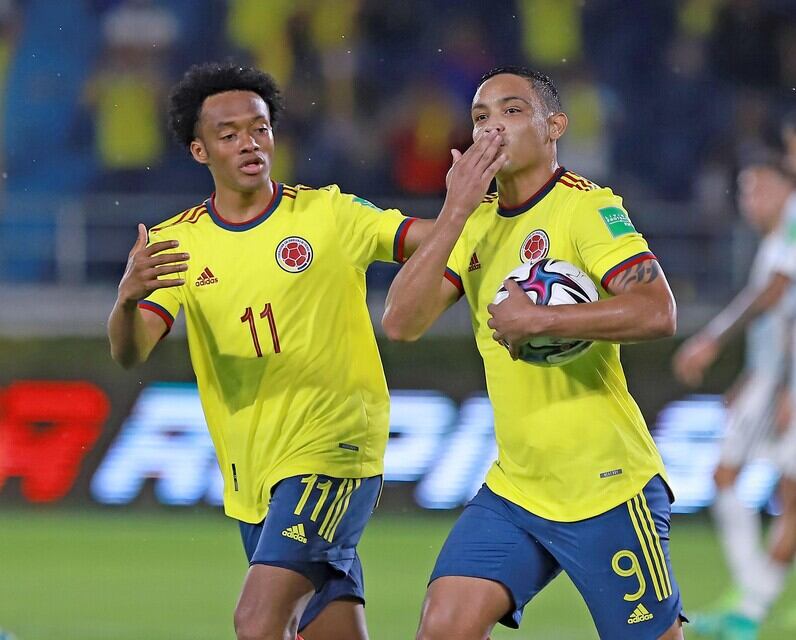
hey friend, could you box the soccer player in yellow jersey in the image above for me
[384,66,686,639]
[107,63,436,640]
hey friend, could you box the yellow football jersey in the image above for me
[140,182,415,523]
[446,168,667,522]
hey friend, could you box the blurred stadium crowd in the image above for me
[0,0,795,291]
[3,0,794,200]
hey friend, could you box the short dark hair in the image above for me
[478,66,562,113]
[167,62,284,148]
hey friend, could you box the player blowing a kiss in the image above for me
[383,66,685,639]
[107,62,434,640]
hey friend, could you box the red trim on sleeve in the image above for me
[393,217,419,263]
[443,267,465,297]
[600,252,657,289]
[138,300,174,336]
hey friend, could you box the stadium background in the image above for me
[1,0,795,637]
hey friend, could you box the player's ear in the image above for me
[548,112,568,141]
[190,138,209,165]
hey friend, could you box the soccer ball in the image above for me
[492,258,599,366]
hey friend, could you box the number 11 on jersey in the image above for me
[241,303,281,356]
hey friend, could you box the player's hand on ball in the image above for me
[443,130,507,221]
[117,223,189,306]
[487,279,536,360]
[672,334,719,387]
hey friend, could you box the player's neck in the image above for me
[497,160,561,211]
[213,180,276,224]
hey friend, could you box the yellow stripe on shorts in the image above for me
[318,479,350,539]
[638,491,673,597]
[327,479,361,542]
[626,495,665,601]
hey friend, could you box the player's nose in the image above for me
[240,135,260,152]
[485,121,505,135]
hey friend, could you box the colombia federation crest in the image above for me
[521,229,549,263]
[276,236,313,273]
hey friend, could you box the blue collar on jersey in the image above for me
[206,181,283,231]
[497,167,566,218]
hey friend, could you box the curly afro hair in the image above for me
[168,62,284,149]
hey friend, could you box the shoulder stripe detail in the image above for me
[559,179,590,191]
[175,207,195,224]
[150,205,208,232]
[283,192,296,200]
[560,175,597,191]
[601,252,656,289]
[444,267,464,297]
[138,300,174,334]
[186,206,206,223]
[563,171,599,190]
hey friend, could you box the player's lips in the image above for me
[239,156,265,175]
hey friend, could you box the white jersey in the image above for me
[722,193,796,471]
[745,192,796,375]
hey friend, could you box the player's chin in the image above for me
[234,172,270,191]
[495,159,513,177]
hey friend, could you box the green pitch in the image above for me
[0,510,794,639]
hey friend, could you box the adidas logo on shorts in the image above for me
[282,523,307,544]
[627,603,654,624]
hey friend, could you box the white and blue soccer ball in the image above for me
[493,258,599,366]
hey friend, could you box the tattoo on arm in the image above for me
[614,260,660,291]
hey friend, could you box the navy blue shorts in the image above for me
[240,474,382,631]
[431,475,685,638]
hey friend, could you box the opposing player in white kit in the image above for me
[674,160,796,639]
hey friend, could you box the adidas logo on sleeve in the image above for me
[627,603,654,624]
[281,523,308,544]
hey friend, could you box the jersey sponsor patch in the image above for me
[276,237,313,273]
[351,196,382,211]
[598,207,636,238]
[786,220,796,242]
[521,230,549,263]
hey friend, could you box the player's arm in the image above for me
[487,258,676,358]
[382,131,506,341]
[400,218,434,258]
[107,224,189,368]
[672,272,791,387]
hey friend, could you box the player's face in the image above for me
[191,90,274,193]
[470,74,562,175]
[738,167,787,232]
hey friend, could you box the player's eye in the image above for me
[506,107,521,114]
[221,133,236,141]
[473,113,487,123]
